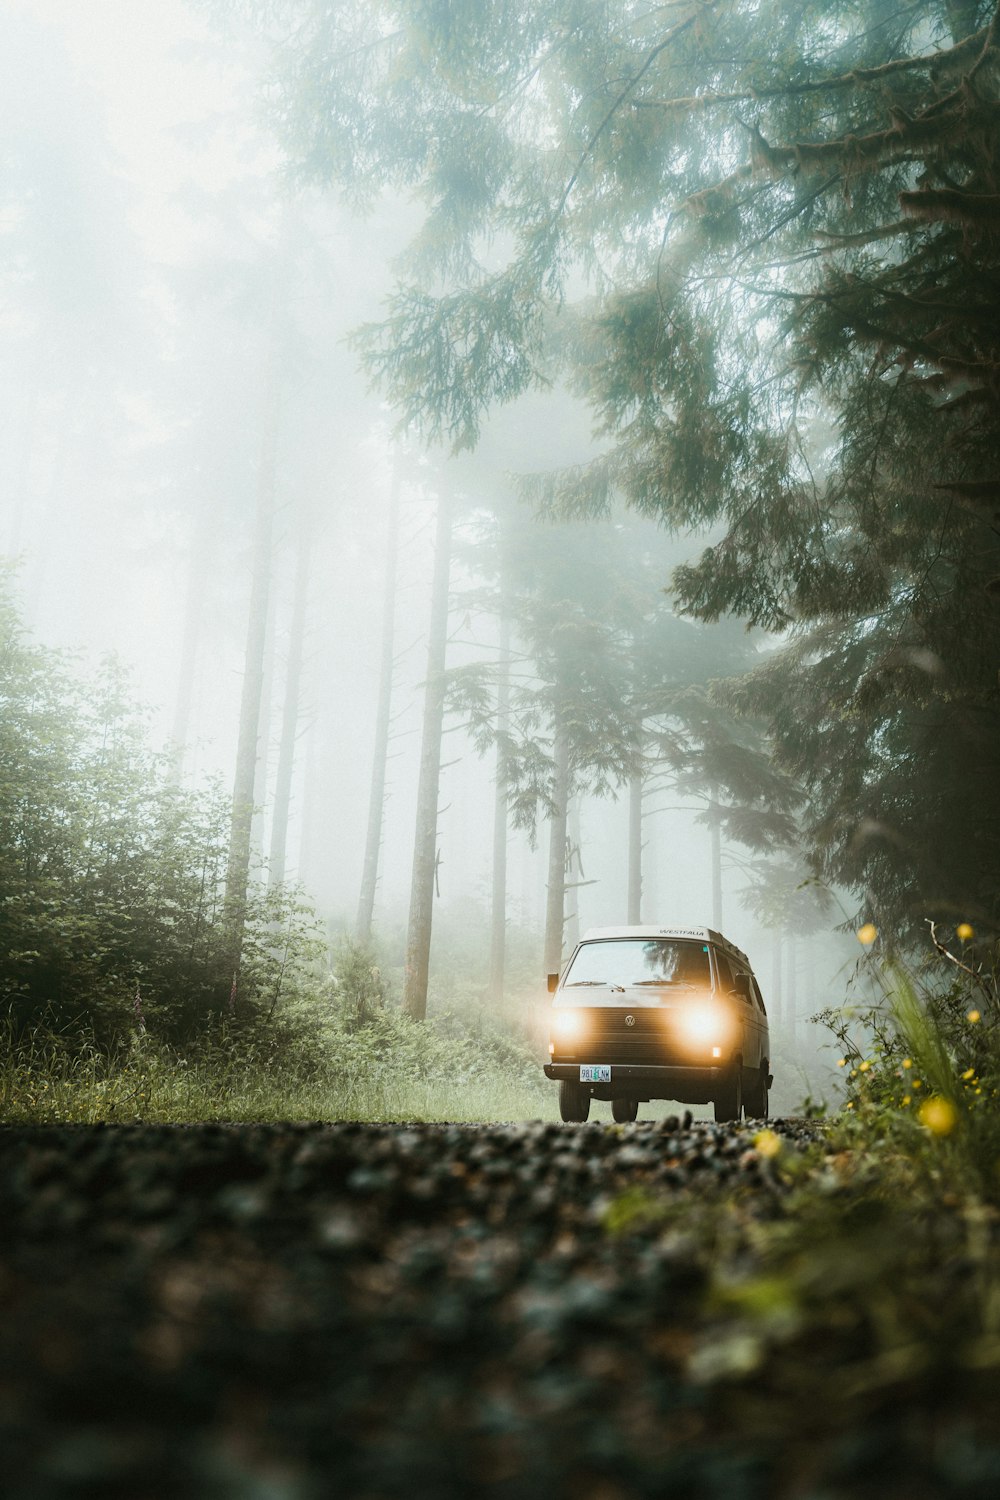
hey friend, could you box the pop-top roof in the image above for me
[579,925,751,968]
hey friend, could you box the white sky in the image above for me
[7,0,276,262]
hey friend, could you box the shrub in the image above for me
[328,937,390,1030]
[819,924,1000,1197]
[0,579,322,1047]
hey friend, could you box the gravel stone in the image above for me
[0,1116,860,1499]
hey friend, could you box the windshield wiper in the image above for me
[565,980,626,991]
[632,979,697,987]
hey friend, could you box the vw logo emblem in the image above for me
[625,1014,636,1027]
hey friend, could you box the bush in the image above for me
[328,937,390,1030]
[0,579,322,1046]
[818,924,1000,1197]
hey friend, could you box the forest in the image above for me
[3,0,998,1118]
[5,1,1000,1494]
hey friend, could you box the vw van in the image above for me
[544,926,772,1123]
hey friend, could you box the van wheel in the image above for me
[745,1064,769,1120]
[559,1081,591,1123]
[612,1097,638,1123]
[714,1063,743,1124]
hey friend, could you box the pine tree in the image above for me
[403,485,453,1021]
[253,0,1000,933]
[355,453,403,942]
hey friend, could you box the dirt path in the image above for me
[0,1118,859,1498]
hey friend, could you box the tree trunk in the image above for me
[268,511,311,888]
[402,487,452,1021]
[771,928,783,1028]
[356,457,403,942]
[627,773,643,923]
[225,378,279,950]
[565,794,582,949]
[488,610,511,1005]
[296,705,324,897]
[644,800,660,917]
[786,935,797,1040]
[543,721,570,977]
[710,790,722,929]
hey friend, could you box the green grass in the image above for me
[0,1025,560,1126]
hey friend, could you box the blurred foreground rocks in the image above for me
[0,1119,995,1498]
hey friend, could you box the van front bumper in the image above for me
[544,1061,726,1102]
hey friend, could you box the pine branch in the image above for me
[635,22,992,115]
[552,2,720,229]
[899,187,1000,229]
[813,219,921,249]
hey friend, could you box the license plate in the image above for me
[580,1064,611,1083]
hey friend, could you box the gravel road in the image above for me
[0,1117,904,1499]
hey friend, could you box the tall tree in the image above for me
[225,365,279,947]
[256,0,1000,935]
[356,454,403,941]
[268,507,312,888]
[627,773,643,925]
[488,608,512,1003]
[543,720,571,976]
[403,485,453,1021]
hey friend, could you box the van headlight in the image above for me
[678,1002,729,1048]
[551,1009,585,1042]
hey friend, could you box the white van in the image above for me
[544,925,772,1123]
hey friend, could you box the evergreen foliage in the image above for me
[0,580,320,1045]
[250,0,1000,934]
[449,504,804,912]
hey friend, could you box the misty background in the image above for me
[1,0,854,1109]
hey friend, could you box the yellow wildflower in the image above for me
[857,923,878,946]
[957,923,975,942]
[919,1096,958,1136]
[962,1068,976,1081]
[912,1079,922,1089]
[859,1060,871,1073]
[902,1095,911,1106]
[902,1059,912,1069]
[754,1129,781,1159]
[968,1010,981,1024]
[836,1058,847,1068]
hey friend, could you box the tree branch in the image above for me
[927,919,995,1002]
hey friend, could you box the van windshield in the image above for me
[563,939,711,989]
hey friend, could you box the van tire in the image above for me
[612,1097,639,1123]
[745,1063,769,1120]
[714,1062,743,1124]
[559,1081,591,1122]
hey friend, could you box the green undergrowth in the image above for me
[818,934,1000,1202]
[621,1127,1000,1486]
[0,1009,556,1125]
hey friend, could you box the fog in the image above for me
[2,0,854,1109]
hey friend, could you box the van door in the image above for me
[715,950,760,1068]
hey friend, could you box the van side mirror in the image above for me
[547,973,560,994]
[734,972,751,1000]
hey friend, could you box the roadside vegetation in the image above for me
[0,580,550,1124]
[586,937,1000,1480]
[0,1010,551,1126]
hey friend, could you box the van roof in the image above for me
[579,925,752,969]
